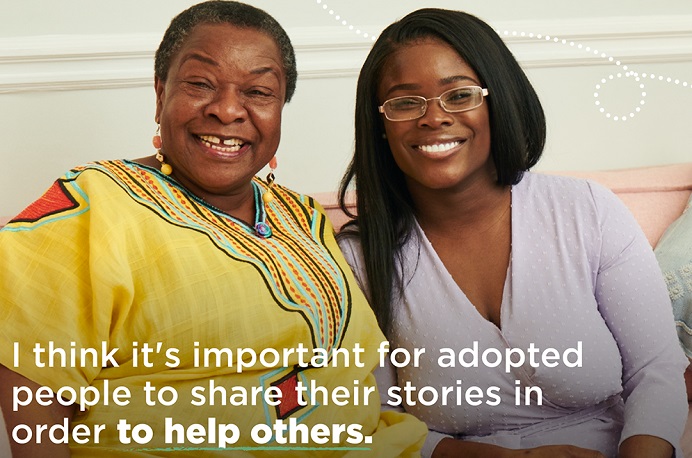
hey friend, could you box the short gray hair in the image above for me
[155,1,297,102]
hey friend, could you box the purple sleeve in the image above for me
[590,181,689,450]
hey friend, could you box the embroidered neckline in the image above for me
[79,160,350,357]
[252,181,272,238]
[123,160,272,238]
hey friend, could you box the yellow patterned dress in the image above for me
[0,160,425,457]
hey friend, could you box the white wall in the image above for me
[1,1,692,217]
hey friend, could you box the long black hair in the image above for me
[338,8,546,335]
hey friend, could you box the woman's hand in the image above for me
[619,435,674,458]
[0,364,75,457]
[505,445,606,457]
[433,437,606,458]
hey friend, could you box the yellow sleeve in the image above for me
[0,173,132,392]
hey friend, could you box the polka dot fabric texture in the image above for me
[655,193,692,358]
[339,172,688,457]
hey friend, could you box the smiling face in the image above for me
[378,37,493,196]
[154,22,285,205]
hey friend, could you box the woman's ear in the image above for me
[154,76,165,123]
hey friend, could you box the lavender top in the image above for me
[339,173,688,458]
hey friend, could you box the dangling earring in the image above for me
[262,156,277,203]
[153,125,172,176]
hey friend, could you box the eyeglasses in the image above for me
[378,86,489,122]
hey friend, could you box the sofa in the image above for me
[1,162,692,454]
[315,162,692,456]
[316,162,692,247]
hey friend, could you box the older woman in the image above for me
[0,2,425,457]
[338,8,688,458]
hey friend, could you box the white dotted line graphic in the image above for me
[315,0,376,41]
[312,1,688,121]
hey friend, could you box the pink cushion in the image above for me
[316,163,692,247]
[314,192,354,233]
[548,163,692,247]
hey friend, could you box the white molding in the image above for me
[1,15,691,93]
[493,15,692,69]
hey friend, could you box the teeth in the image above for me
[199,135,244,152]
[417,141,460,153]
[199,135,221,144]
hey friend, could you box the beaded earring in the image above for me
[262,156,278,203]
[153,125,172,176]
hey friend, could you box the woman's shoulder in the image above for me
[69,159,146,176]
[55,159,147,186]
[518,171,619,207]
[520,170,601,191]
[3,160,150,230]
[517,172,636,238]
[336,231,362,260]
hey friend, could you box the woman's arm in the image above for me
[619,435,673,458]
[590,182,688,452]
[432,437,605,458]
[0,364,75,457]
